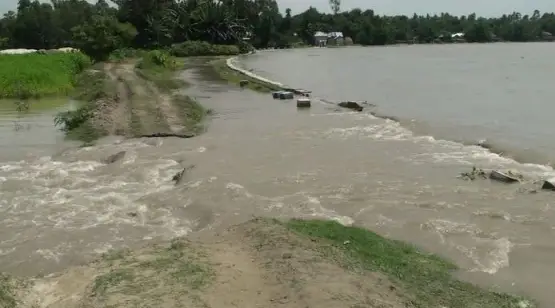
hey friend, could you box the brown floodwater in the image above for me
[0,50,553,306]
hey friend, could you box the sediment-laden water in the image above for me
[0,48,554,306]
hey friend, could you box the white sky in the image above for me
[1,0,552,17]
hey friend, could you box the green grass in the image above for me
[91,239,213,306]
[0,52,91,99]
[135,50,188,92]
[210,58,282,93]
[173,94,209,134]
[0,274,18,308]
[54,69,113,143]
[285,219,536,308]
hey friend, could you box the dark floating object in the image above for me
[489,170,520,183]
[459,166,487,181]
[297,98,311,108]
[172,165,195,185]
[541,178,555,190]
[139,132,196,138]
[338,101,365,112]
[239,80,249,87]
[104,151,126,164]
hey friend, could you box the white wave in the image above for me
[422,219,513,274]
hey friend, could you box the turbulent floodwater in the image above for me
[0,54,554,306]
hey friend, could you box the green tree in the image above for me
[71,14,137,60]
[329,0,340,15]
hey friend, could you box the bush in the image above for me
[0,52,91,99]
[137,50,176,70]
[169,41,240,57]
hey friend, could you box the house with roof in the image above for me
[313,31,345,47]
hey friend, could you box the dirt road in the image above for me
[15,219,408,308]
[91,62,202,139]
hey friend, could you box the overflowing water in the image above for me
[0,47,555,306]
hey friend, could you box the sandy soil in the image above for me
[14,219,409,308]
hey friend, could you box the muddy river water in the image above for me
[1,50,555,306]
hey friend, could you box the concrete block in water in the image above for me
[278,91,294,100]
[297,98,311,108]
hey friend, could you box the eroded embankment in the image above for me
[1,219,535,308]
[60,61,206,142]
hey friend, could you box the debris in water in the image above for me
[104,151,126,164]
[458,166,487,181]
[172,164,195,185]
[489,170,522,183]
[338,101,364,112]
[541,177,555,191]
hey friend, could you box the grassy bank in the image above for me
[210,58,282,92]
[285,219,534,308]
[54,65,115,143]
[0,52,91,99]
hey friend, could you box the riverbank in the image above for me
[55,53,208,143]
[0,218,534,308]
[210,57,283,92]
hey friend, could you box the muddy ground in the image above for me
[10,219,409,308]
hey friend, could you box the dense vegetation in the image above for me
[0,0,554,61]
[0,52,90,98]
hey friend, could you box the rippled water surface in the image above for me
[241,43,555,165]
[0,53,554,306]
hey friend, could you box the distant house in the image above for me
[541,31,554,41]
[314,31,328,47]
[313,31,345,47]
[327,32,344,45]
[451,32,466,43]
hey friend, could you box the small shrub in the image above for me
[138,50,176,69]
[169,41,241,57]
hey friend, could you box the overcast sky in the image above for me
[0,0,552,17]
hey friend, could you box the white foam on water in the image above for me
[0,139,204,266]
[422,219,513,274]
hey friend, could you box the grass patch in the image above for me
[0,52,91,99]
[54,69,114,143]
[90,239,213,306]
[135,50,187,92]
[210,58,282,93]
[173,94,208,134]
[285,219,536,308]
[0,274,17,308]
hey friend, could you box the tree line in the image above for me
[1,0,554,60]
